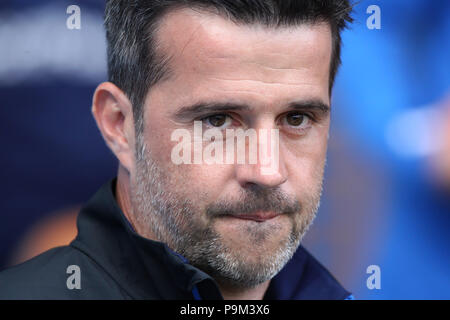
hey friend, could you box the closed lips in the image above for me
[230,212,280,222]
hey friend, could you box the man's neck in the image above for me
[219,280,270,300]
[115,166,138,231]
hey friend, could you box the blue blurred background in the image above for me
[0,0,449,299]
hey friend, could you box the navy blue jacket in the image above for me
[0,179,352,300]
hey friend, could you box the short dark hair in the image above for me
[104,0,354,135]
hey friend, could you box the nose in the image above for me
[235,162,287,189]
[234,126,287,189]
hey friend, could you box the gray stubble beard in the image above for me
[130,134,324,290]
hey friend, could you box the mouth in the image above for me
[227,211,281,222]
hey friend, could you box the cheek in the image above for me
[283,130,328,195]
[288,155,326,197]
[143,116,234,200]
[179,163,234,200]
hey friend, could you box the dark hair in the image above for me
[104,0,354,134]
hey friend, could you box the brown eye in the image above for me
[286,112,305,126]
[281,112,312,132]
[205,114,228,127]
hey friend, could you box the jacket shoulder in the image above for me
[265,245,352,300]
[297,246,351,299]
[0,245,129,299]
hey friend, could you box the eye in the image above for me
[281,112,312,129]
[201,114,233,129]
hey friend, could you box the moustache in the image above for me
[205,185,301,218]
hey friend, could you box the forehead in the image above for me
[153,7,332,106]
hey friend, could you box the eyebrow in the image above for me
[173,102,251,121]
[287,99,330,114]
[172,99,329,121]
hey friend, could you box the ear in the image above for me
[92,82,135,172]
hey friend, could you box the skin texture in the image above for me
[92,8,332,300]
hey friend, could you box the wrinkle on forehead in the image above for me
[157,7,332,72]
[207,77,317,87]
[152,7,332,107]
[205,83,327,105]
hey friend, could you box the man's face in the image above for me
[129,8,332,288]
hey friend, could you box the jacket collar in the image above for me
[71,179,350,300]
